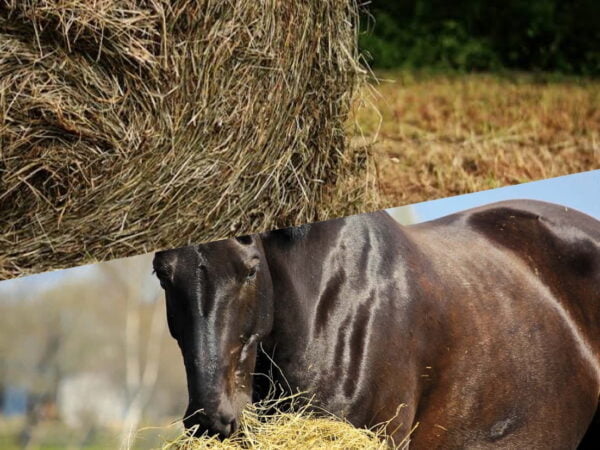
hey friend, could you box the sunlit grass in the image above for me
[351,70,599,207]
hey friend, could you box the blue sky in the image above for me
[390,170,600,223]
[1,170,598,298]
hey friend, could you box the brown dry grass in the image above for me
[352,71,599,208]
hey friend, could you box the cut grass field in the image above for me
[352,71,599,208]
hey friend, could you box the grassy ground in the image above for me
[0,417,180,449]
[352,71,599,208]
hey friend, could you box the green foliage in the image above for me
[359,0,600,74]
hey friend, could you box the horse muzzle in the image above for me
[183,403,238,440]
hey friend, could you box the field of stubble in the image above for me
[352,71,599,208]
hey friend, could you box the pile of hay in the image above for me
[161,396,394,450]
[0,0,376,279]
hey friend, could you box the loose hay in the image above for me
[159,395,394,450]
[0,0,377,279]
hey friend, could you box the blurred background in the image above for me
[360,0,598,73]
[0,256,185,449]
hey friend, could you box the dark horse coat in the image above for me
[153,200,600,449]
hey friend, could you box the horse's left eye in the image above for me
[246,267,257,281]
[153,269,171,289]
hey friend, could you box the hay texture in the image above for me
[0,0,375,279]
[161,395,394,450]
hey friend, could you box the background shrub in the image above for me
[360,0,599,74]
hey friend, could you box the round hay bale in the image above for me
[0,0,376,279]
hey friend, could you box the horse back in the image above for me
[463,199,600,355]
[407,200,600,448]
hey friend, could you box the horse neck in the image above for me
[260,211,412,354]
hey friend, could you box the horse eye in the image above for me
[236,235,253,245]
[155,274,169,289]
[246,267,257,281]
[153,268,171,288]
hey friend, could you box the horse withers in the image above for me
[153,200,600,448]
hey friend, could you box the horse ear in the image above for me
[262,224,311,245]
[235,235,253,245]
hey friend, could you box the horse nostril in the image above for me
[224,417,238,436]
[215,413,236,438]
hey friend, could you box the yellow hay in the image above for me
[159,395,397,450]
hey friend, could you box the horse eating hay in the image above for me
[154,200,600,448]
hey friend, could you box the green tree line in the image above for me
[360,0,599,74]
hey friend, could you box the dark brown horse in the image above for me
[153,200,599,448]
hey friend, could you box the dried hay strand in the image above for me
[158,394,400,450]
[0,0,377,279]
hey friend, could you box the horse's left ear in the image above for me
[235,235,253,245]
[260,224,311,246]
